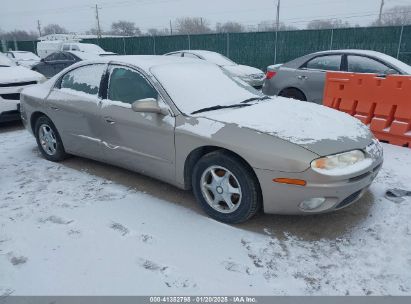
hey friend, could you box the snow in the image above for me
[0,129,410,296]
[176,118,225,138]
[151,62,260,114]
[201,97,371,145]
[181,50,237,66]
[0,66,45,84]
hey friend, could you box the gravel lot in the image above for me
[0,121,410,295]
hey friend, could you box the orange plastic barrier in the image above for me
[323,72,411,148]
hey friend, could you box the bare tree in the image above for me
[111,21,141,36]
[306,19,350,30]
[257,21,298,32]
[372,5,411,26]
[43,24,68,35]
[146,28,170,36]
[216,21,245,33]
[175,17,212,34]
[0,30,38,41]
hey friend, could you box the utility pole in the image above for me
[37,20,42,37]
[95,4,102,39]
[274,0,281,64]
[169,20,173,35]
[378,0,385,25]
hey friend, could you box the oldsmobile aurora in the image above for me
[20,56,383,223]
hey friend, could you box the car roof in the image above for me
[71,55,210,73]
[312,49,388,57]
[167,50,217,57]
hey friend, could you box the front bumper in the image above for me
[255,159,383,215]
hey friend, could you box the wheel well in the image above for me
[279,87,307,101]
[30,111,48,133]
[183,146,261,194]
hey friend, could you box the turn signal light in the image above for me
[273,178,307,186]
[266,71,277,80]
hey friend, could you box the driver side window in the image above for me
[108,67,158,104]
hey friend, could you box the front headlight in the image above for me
[311,150,368,175]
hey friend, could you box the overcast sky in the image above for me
[0,0,409,33]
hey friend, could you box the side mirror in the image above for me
[131,98,168,115]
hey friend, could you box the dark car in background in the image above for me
[31,51,99,78]
[262,50,411,104]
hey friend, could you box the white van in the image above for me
[36,40,64,58]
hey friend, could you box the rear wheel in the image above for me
[34,116,68,162]
[192,151,262,223]
[279,88,306,101]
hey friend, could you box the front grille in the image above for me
[335,190,363,209]
[0,93,20,100]
[0,81,36,88]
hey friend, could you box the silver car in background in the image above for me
[20,55,382,223]
[165,50,265,89]
[263,49,411,104]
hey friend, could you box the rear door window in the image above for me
[60,64,106,96]
[347,55,398,74]
[108,66,158,104]
[304,55,342,71]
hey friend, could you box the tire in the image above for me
[192,151,262,224]
[279,88,306,101]
[34,116,68,162]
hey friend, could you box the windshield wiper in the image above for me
[241,96,271,104]
[191,104,251,115]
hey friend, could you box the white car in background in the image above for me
[0,53,45,123]
[61,42,116,56]
[5,51,41,68]
[165,50,266,89]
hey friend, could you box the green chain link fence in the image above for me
[3,25,410,71]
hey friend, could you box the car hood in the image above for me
[222,64,264,77]
[196,97,373,156]
[0,66,45,84]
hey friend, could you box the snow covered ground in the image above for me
[0,126,410,296]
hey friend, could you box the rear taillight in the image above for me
[265,71,277,80]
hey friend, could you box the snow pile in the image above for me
[0,130,410,295]
[202,97,371,145]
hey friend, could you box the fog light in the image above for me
[299,197,326,211]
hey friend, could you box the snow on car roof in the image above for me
[68,51,101,60]
[104,55,210,72]
[173,50,236,66]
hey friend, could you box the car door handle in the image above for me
[297,75,308,80]
[104,116,116,124]
[50,106,59,111]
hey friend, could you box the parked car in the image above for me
[263,50,411,104]
[0,53,45,122]
[21,55,383,223]
[165,50,265,89]
[5,51,41,68]
[31,51,100,78]
[60,42,116,56]
[37,41,116,58]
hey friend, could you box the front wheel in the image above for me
[192,151,262,223]
[34,116,68,162]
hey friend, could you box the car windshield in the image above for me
[198,52,236,66]
[13,52,39,60]
[151,62,263,114]
[0,54,16,66]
